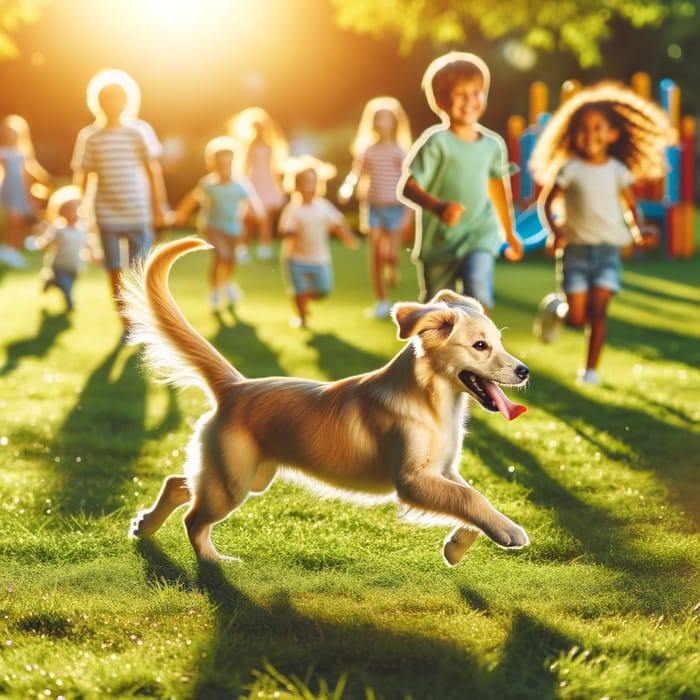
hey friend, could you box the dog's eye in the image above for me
[472,341,488,351]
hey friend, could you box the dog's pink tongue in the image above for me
[485,382,527,421]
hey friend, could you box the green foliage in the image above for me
[0,0,48,59]
[332,0,676,67]
[1,231,699,698]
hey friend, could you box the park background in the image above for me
[1,2,699,699]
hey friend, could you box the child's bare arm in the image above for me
[540,183,566,251]
[173,190,199,228]
[331,220,360,249]
[487,176,523,261]
[402,176,464,225]
[145,159,171,227]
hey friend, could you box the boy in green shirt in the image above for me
[400,52,523,313]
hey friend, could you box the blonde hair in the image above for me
[529,81,675,189]
[86,68,141,124]
[421,52,491,119]
[1,114,50,186]
[227,107,289,174]
[282,155,337,197]
[45,185,83,224]
[350,96,413,156]
[203,136,238,172]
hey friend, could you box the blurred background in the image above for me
[2,0,699,203]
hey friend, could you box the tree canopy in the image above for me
[331,0,695,68]
[0,0,47,59]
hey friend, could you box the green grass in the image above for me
[1,231,699,699]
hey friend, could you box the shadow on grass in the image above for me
[465,379,698,612]
[309,331,389,380]
[135,540,563,700]
[209,314,286,378]
[0,309,71,376]
[55,342,147,515]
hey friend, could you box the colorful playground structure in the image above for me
[506,73,696,259]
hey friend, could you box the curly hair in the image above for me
[528,81,675,189]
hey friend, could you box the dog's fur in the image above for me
[124,237,530,565]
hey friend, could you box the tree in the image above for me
[0,0,48,59]
[331,0,691,68]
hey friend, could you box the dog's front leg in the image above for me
[396,473,528,551]
[443,527,479,566]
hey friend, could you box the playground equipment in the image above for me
[506,75,695,259]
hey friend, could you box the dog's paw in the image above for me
[483,520,529,549]
[443,529,479,566]
[128,512,147,539]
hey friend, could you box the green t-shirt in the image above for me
[407,126,511,264]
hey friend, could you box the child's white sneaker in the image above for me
[256,244,272,260]
[578,368,601,385]
[373,299,392,318]
[225,283,240,303]
[533,293,568,343]
[236,245,251,263]
[209,290,222,311]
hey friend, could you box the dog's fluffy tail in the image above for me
[121,236,241,399]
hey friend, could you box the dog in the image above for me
[124,237,530,565]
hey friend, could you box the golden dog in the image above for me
[124,237,530,565]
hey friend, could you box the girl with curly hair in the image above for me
[530,81,674,384]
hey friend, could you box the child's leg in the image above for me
[585,287,614,371]
[369,227,386,302]
[460,251,494,315]
[384,230,400,286]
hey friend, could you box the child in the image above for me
[529,81,673,384]
[71,69,170,340]
[228,107,288,261]
[174,136,264,311]
[0,115,51,268]
[399,52,523,313]
[279,156,359,327]
[338,96,413,318]
[35,186,96,312]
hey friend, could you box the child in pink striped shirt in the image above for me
[338,97,413,318]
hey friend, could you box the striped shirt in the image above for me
[75,125,154,228]
[354,141,406,206]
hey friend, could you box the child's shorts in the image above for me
[206,228,242,262]
[368,204,406,233]
[98,224,152,270]
[562,244,622,295]
[419,249,494,309]
[287,259,332,297]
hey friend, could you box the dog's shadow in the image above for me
[135,540,570,699]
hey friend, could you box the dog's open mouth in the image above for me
[458,371,527,421]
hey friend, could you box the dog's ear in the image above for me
[393,302,459,340]
[430,289,484,315]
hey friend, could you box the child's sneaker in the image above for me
[225,283,240,304]
[373,299,392,318]
[256,244,272,260]
[236,245,251,264]
[533,292,568,343]
[578,368,601,385]
[209,289,222,311]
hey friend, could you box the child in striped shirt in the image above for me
[338,97,412,318]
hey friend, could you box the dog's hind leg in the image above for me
[129,475,191,539]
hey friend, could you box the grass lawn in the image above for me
[0,230,698,699]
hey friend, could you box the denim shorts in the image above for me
[99,224,153,271]
[562,244,622,295]
[287,259,333,297]
[368,204,406,233]
[419,249,494,308]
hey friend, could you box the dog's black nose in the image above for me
[515,364,530,381]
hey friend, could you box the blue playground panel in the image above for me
[500,204,548,255]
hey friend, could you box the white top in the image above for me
[556,157,635,247]
[278,197,343,264]
[43,225,89,272]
